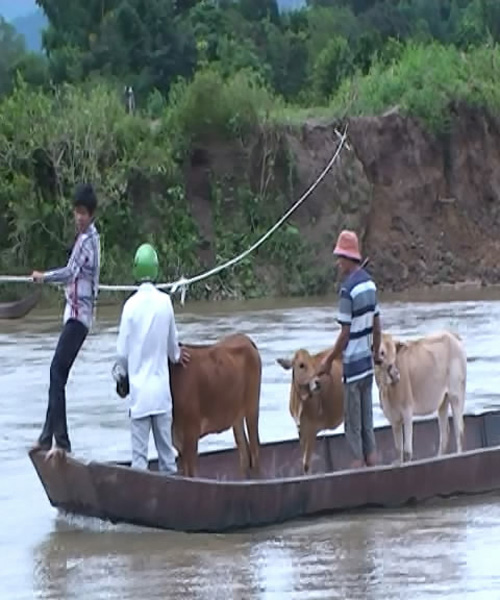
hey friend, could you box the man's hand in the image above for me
[179,346,191,367]
[372,346,382,365]
[111,362,129,399]
[31,271,44,283]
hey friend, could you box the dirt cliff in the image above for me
[184,104,500,296]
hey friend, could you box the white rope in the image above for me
[0,276,34,283]
[0,125,349,304]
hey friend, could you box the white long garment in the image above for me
[116,283,182,419]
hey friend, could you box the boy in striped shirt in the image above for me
[318,230,381,468]
[31,183,101,457]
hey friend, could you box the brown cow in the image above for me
[277,348,344,474]
[169,333,262,478]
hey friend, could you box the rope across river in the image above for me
[0,125,349,305]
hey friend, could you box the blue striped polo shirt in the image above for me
[337,268,380,384]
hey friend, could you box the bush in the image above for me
[0,77,199,284]
[330,42,500,132]
[164,67,276,150]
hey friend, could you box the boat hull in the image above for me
[29,410,500,532]
[0,289,41,319]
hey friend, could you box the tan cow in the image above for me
[374,330,466,464]
[169,333,262,478]
[277,348,344,474]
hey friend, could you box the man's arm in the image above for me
[167,301,182,364]
[372,302,382,363]
[112,305,130,398]
[115,305,130,373]
[327,324,351,363]
[167,297,190,367]
[318,287,352,374]
[39,237,91,285]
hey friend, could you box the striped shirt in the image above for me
[44,222,101,330]
[337,268,380,384]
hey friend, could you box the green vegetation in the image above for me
[1,0,500,299]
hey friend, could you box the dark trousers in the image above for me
[344,374,376,461]
[38,318,88,451]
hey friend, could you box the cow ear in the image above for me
[277,357,293,370]
[395,341,407,353]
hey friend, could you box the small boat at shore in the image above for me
[0,288,42,319]
[29,410,500,533]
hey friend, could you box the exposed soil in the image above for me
[184,104,500,295]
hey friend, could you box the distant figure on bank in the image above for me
[124,85,135,114]
[317,230,382,469]
[112,243,190,474]
[31,183,101,459]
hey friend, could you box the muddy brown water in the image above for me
[2,290,500,599]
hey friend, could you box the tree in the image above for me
[36,0,197,98]
[359,2,411,39]
[0,18,28,97]
[311,35,354,101]
[261,20,308,99]
[307,0,382,15]
[238,0,280,25]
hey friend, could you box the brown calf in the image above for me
[170,333,262,478]
[277,347,344,473]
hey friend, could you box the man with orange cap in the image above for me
[318,230,382,468]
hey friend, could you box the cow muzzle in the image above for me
[309,377,321,393]
[387,364,400,384]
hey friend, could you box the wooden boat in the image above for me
[29,410,500,533]
[0,288,41,319]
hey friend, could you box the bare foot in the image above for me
[30,441,50,453]
[45,447,68,463]
[349,459,365,469]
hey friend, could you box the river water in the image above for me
[2,291,500,599]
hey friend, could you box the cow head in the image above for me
[375,333,406,386]
[277,349,319,400]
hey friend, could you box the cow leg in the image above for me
[391,420,404,465]
[437,395,450,456]
[245,411,260,476]
[172,428,183,474]
[299,421,316,474]
[302,436,314,475]
[402,413,413,462]
[232,419,251,477]
[449,393,465,453]
[183,430,199,478]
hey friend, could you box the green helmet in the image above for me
[133,243,159,282]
